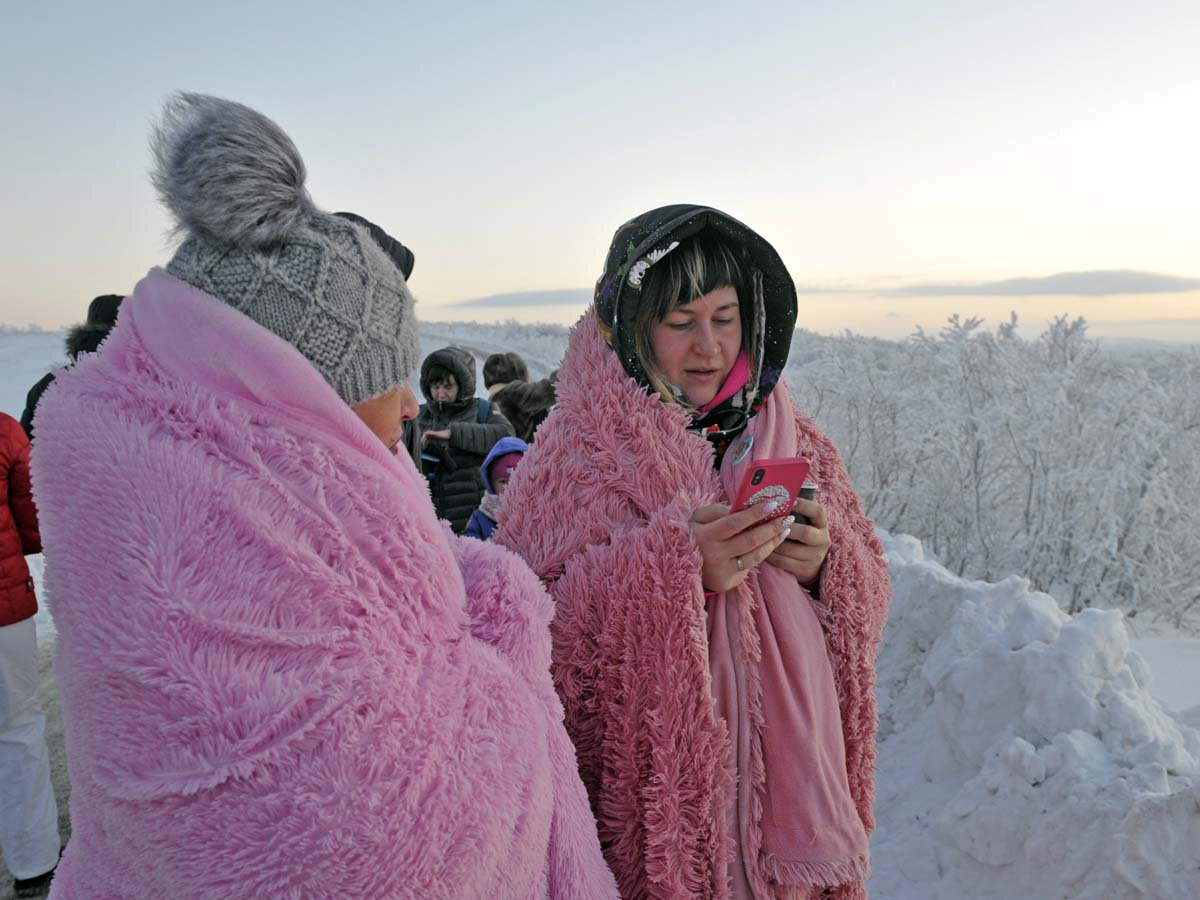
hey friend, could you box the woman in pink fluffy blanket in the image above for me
[30,93,617,900]
[497,206,891,900]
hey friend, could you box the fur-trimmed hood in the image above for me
[420,346,478,411]
[64,322,115,360]
[65,294,123,359]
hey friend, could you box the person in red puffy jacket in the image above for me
[0,411,61,896]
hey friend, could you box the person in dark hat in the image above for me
[20,294,124,440]
[482,351,558,443]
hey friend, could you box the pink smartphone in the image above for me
[731,457,811,522]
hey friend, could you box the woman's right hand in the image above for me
[689,502,794,592]
[422,428,451,446]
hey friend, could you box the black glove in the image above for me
[421,439,458,476]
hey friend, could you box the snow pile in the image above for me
[871,532,1200,899]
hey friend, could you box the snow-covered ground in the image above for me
[0,330,67,423]
[4,326,1199,897]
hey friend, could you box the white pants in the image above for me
[0,617,60,880]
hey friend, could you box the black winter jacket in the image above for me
[21,321,118,440]
[404,347,514,532]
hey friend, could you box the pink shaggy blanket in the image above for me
[30,270,618,900]
[497,313,891,900]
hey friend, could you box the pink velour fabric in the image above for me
[30,270,618,900]
[698,349,750,415]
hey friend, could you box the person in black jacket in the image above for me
[404,347,513,532]
[482,351,557,443]
[21,294,123,440]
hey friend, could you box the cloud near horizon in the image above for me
[888,270,1200,297]
[1089,316,1200,328]
[448,270,1200,308]
[451,289,593,308]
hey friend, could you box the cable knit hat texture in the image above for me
[152,92,419,406]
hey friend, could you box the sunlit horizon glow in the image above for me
[3,2,1197,341]
[414,287,1200,345]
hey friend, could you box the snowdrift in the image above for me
[871,532,1200,899]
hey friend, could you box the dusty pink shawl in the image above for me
[708,383,869,896]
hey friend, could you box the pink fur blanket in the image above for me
[497,313,891,900]
[30,270,618,900]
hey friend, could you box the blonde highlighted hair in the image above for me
[631,232,750,409]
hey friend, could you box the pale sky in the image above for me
[2,1,1197,341]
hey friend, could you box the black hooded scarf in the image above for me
[593,204,798,460]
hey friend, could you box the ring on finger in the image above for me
[736,556,744,571]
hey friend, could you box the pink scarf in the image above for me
[699,350,751,415]
[707,383,869,895]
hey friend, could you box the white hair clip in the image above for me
[626,241,681,289]
[627,259,651,289]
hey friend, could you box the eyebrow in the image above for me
[671,301,740,316]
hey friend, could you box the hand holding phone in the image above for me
[731,457,811,523]
[765,478,831,588]
[794,481,819,527]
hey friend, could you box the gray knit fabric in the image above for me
[166,213,419,406]
[153,92,418,406]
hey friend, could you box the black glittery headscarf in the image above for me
[594,204,798,454]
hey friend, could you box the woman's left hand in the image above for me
[766,497,831,589]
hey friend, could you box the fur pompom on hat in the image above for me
[152,92,419,406]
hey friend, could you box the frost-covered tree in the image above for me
[787,315,1200,625]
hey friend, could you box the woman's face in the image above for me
[351,383,420,453]
[649,285,742,408]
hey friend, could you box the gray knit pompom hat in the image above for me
[151,91,419,406]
